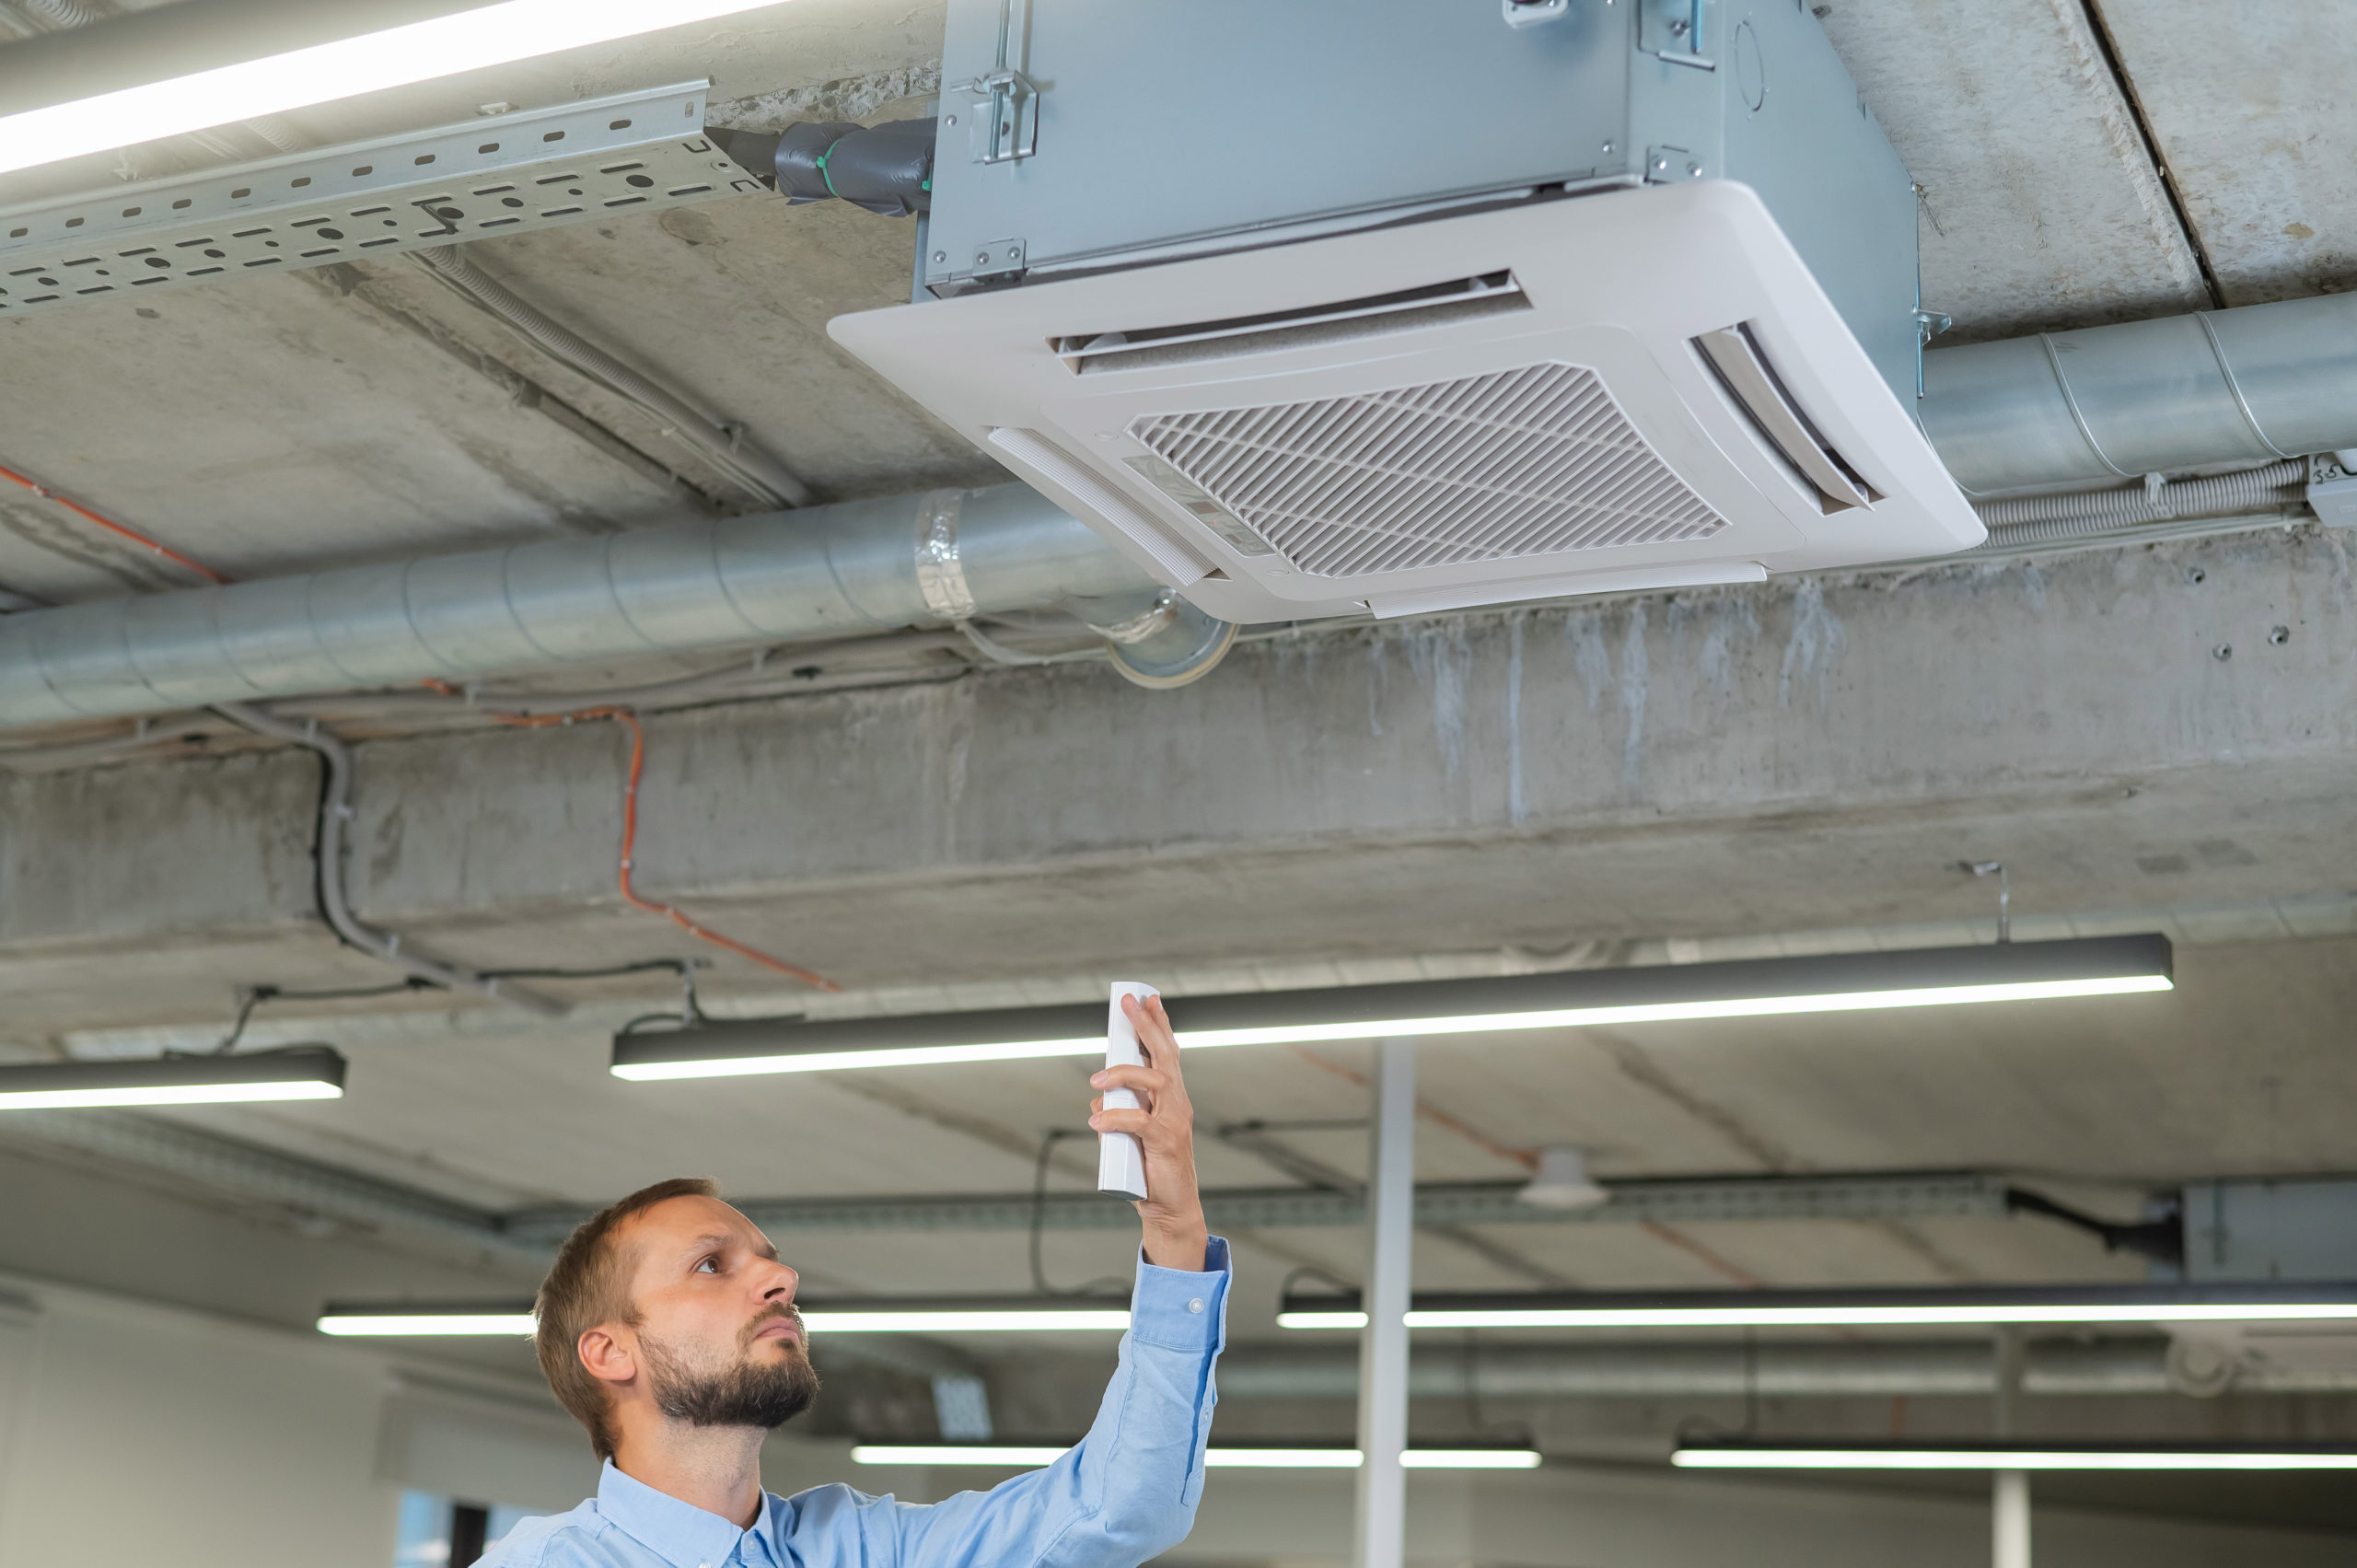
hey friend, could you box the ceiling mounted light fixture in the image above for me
[610,935,2174,1083]
[1275,1281,2357,1331]
[1673,1441,2357,1471]
[851,1446,1541,1470]
[0,1045,346,1110]
[317,1295,1132,1337]
[0,0,793,178]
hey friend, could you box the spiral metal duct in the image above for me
[1922,290,2357,495]
[0,483,1235,727]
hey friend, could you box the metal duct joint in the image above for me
[1922,291,2357,495]
[913,490,979,621]
[0,484,1237,727]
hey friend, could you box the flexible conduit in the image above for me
[1973,459,2310,551]
[209,702,567,1016]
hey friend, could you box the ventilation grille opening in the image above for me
[1055,271,1530,375]
[1125,360,1728,580]
[1694,323,1878,513]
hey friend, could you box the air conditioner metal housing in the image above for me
[830,0,1981,621]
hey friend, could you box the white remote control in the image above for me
[1097,981,1156,1201]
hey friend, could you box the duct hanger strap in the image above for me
[914,490,979,621]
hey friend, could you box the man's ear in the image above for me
[578,1325,638,1388]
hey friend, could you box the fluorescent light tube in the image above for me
[1278,1282,2357,1331]
[611,935,2173,1082]
[0,0,788,178]
[1674,1446,2357,1471]
[800,1309,1132,1333]
[316,1297,1132,1336]
[0,1045,346,1109]
[850,1446,1540,1469]
[319,1312,536,1336]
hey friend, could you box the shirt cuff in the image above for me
[1128,1235,1231,1350]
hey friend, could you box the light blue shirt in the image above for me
[487,1238,1230,1568]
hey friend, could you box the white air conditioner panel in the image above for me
[831,184,1982,623]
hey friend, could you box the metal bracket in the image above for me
[1640,0,1716,67]
[955,69,1040,165]
[1502,0,1570,26]
[967,237,1027,278]
[1914,308,1954,346]
[1643,145,1706,183]
[0,82,761,319]
[952,0,1039,164]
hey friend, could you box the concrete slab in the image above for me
[2097,0,2357,305]
[1817,0,2211,339]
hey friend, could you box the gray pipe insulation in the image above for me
[0,484,1235,727]
[1921,288,2357,495]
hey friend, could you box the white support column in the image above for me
[1992,1326,2030,1568]
[1353,1036,1417,1568]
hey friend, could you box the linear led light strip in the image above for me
[850,1446,1541,1470]
[0,1047,346,1109]
[318,1308,1132,1336]
[0,0,792,179]
[610,936,2176,1082]
[611,981,2169,1080]
[1279,1303,2357,1330]
[1674,1449,2357,1471]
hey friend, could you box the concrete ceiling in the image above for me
[2,0,2355,1483]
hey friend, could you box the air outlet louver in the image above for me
[1126,362,1725,579]
[832,186,1984,622]
[1053,273,1527,375]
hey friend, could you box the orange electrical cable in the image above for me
[0,460,232,586]
[489,703,840,992]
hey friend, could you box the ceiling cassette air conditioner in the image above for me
[832,184,1983,622]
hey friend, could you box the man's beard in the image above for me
[641,1307,820,1431]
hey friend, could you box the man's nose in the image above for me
[757,1258,798,1303]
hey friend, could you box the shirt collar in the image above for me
[595,1458,781,1568]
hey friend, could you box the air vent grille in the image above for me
[1056,272,1527,374]
[1126,361,1727,579]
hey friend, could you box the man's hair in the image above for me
[536,1176,719,1460]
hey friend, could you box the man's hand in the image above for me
[1089,993,1209,1272]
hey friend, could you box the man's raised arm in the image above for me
[791,994,1229,1566]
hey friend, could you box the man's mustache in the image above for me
[740,1302,806,1351]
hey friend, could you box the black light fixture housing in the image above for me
[611,935,2176,1082]
[0,1043,347,1109]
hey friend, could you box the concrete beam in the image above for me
[4,528,2354,1029]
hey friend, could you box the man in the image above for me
[486,993,1227,1568]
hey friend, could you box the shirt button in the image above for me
[1187,1297,1205,1314]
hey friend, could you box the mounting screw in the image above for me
[945,113,958,126]
[975,250,990,265]
[1601,140,1615,154]
[2212,644,2233,661]
[2185,566,2206,584]
[932,250,946,262]
[1686,160,1703,177]
[1653,156,1670,173]
[2269,624,2291,645]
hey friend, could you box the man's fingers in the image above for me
[1122,993,1181,1070]
[1088,1107,1155,1140]
[1090,1063,1168,1097]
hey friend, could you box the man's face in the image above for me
[609,1195,819,1431]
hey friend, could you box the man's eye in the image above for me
[695,1257,719,1273]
